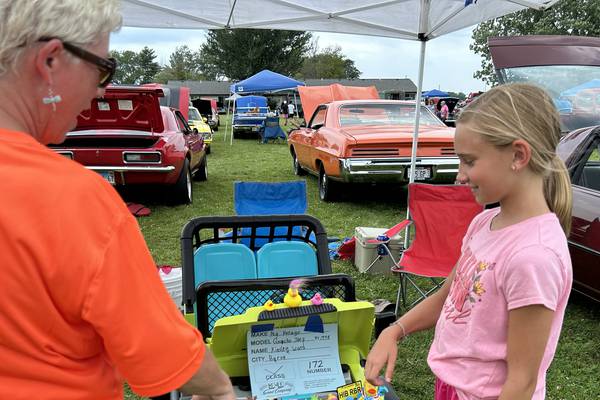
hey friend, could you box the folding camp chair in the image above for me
[387,183,483,315]
[260,116,286,143]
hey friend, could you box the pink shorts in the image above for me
[434,377,459,400]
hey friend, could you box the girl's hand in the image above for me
[364,325,401,386]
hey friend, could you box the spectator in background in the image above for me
[288,102,296,120]
[439,100,449,122]
[280,100,288,124]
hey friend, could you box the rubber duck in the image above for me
[283,279,303,308]
[263,299,276,311]
[310,293,324,306]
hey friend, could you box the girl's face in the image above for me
[454,122,516,205]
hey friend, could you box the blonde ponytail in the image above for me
[544,156,572,235]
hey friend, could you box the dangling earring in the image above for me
[42,87,62,112]
[511,165,517,171]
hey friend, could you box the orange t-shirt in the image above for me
[0,129,205,399]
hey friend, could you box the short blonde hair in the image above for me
[0,0,122,76]
[458,83,573,234]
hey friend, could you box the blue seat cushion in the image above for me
[256,241,318,278]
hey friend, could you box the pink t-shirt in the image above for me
[428,208,572,400]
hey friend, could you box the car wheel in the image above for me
[292,151,306,176]
[173,158,193,204]
[206,145,211,155]
[194,156,208,181]
[318,167,336,202]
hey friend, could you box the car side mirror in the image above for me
[202,117,208,123]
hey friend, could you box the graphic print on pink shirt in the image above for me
[445,246,495,324]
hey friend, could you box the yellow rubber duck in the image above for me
[283,279,303,308]
[263,299,276,311]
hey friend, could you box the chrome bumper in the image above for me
[87,166,176,173]
[339,157,458,183]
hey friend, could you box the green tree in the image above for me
[109,47,160,84]
[136,46,160,84]
[155,45,204,82]
[299,45,361,79]
[200,29,312,80]
[471,0,600,86]
[110,50,140,84]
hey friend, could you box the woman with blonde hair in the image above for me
[366,83,572,400]
[0,1,234,399]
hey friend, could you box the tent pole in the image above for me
[404,38,427,248]
[224,99,230,142]
[230,99,236,145]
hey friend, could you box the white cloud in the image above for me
[111,26,488,94]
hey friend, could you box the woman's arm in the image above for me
[364,268,456,385]
[498,305,554,400]
[181,349,236,400]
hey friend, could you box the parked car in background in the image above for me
[49,86,207,205]
[489,35,600,302]
[192,98,220,131]
[188,106,214,154]
[233,95,269,137]
[288,100,458,201]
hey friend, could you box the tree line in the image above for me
[110,29,361,85]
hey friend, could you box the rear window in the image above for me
[339,103,443,127]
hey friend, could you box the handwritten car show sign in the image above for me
[247,324,345,400]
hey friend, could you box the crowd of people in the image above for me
[0,1,573,399]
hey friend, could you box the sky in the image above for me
[110,26,489,94]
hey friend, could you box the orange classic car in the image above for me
[288,100,458,201]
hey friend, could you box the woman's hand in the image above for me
[364,324,402,386]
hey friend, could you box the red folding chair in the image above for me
[391,183,483,315]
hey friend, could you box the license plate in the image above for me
[407,167,431,180]
[98,171,115,185]
[252,126,258,132]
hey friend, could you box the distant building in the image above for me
[167,78,417,107]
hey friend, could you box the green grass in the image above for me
[125,123,600,399]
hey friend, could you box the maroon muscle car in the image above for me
[49,85,207,205]
[489,35,600,302]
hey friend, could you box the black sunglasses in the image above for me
[38,37,116,88]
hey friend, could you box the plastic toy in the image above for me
[263,299,276,311]
[310,293,324,306]
[284,279,304,307]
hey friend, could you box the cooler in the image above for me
[354,227,404,275]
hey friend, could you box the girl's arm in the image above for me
[498,305,554,400]
[364,268,456,385]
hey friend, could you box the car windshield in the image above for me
[497,65,600,132]
[188,108,201,120]
[338,103,444,127]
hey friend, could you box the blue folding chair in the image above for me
[234,180,307,215]
[260,116,286,143]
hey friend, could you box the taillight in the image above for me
[123,151,161,163]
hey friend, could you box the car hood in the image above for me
[339,125,455,144]
[73,85,165,133]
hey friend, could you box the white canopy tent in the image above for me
[120,0,559,187]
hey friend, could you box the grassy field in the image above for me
[125,125,600,399]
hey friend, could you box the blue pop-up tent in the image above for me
[230,70,305,94]
[227,70,305,144]
[422,89,449,98]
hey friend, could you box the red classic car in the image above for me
[489,35,600,302]
[49,86,207,205]
[288,100,458,201]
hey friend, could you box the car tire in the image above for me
[318,167,337,202]
[173,158,193,204]
[292,151,306,176]
[206,145,211,155]
[194,156,208,181]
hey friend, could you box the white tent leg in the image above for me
[404,39,427,249]
[224,101,231,142]
[230,101,236,146]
